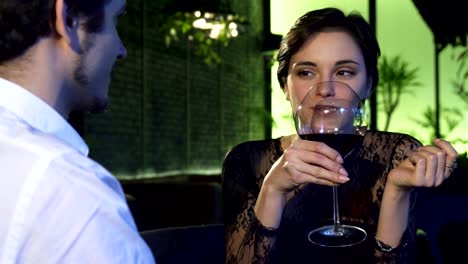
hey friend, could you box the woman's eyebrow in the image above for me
[292,61,317,68]
[335,60,361,66]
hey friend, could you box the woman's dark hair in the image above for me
[277,7,381,91]
[0,0,109,63]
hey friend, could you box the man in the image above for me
[0,0,155,263]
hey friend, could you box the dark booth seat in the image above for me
[121,175,223,231]
[140,224,225,264]
[415,167,468,264]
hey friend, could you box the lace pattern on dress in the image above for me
[223,131,422,264]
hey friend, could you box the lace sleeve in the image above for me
[222,142,278,264]
[375,191,418,263]
[374,134,422,263]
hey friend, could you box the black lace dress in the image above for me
[222,131,422,264]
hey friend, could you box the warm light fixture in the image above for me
[190,10,241,40]
[159,1,247,65]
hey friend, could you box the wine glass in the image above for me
[293,81,368,247]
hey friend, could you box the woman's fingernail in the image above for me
[339,176,350,182]
[337,156,344,164]
[339,168,348,176]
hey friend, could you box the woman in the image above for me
[222,7,458,264]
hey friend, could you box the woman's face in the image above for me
[284,30,371,112]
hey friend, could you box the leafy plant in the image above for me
[456,151,468,169]
[378,55,421,131]
[452,47,468,105]
[410,47,467,146]
[410,106,465,143]
[155,11,247,66]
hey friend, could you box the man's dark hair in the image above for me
[277,7,381,91]
[0,0,109,64]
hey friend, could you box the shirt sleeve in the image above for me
[17,155,156,264]
[60,206,156,264]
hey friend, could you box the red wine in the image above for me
[300,134,363,156]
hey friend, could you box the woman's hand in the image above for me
[255,136,351,228]
[386,138,458,193]
[262,137,351,194]
[377,139,458,247]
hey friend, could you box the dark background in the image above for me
[71,0,269,178]
[66,1,467,263]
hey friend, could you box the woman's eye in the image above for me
[337,70,355,77]
[297,70,314,77]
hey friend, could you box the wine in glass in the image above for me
[293,81,368,247]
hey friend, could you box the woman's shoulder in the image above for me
[361,131,423,163]
[365,130,423,147]
[224,137,282,159]
[222,138,283,185]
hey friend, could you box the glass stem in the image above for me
[332,186,340,226]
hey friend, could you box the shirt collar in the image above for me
[0,77,89,156]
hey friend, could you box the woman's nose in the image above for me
[315,81,335,97]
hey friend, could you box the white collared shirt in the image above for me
[0,78,156,263]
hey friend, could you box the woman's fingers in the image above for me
[298,140,349,183]
[294,149,344,173]
[284,140,349,186]
[410,147,442,186]
[299,160,349,183]
[294,140,344,164]
[292,170,342,186]
[406,139,458,187]
[434,138,458,176]
[284,151,348,186]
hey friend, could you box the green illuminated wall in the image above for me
[83,0,267,179]
[270,0,467,153]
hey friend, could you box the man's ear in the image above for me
[55,0,81,52]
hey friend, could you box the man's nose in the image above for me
[117,43,127,60]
